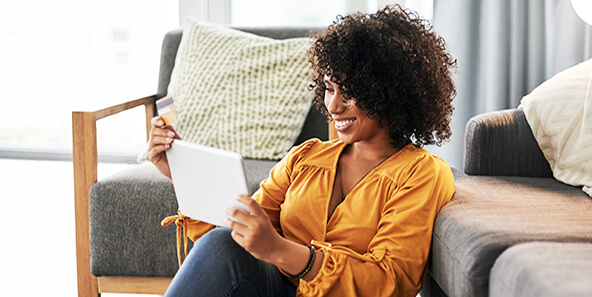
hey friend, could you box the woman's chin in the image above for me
[337,133,356,144]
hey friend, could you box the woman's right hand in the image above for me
[148,116,180,179]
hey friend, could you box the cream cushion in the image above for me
[168,18,313,160]
[520,58,592,197]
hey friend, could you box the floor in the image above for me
[0,158,160,297]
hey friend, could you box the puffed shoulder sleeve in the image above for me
[252,139,320,234]
[298,154,455,297]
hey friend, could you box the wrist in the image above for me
[301,248,323,281]
[272,240,323,280]
[287,245,316,279]
[269,239,309,272]
[253,232,289,266]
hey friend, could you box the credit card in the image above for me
[156,96,178,126]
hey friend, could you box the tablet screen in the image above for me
[166,140,250,226]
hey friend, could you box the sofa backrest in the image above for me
[464,108,553,177]
[156,27,328,147]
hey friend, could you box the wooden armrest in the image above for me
[82,95,157,138]
[72,94,157,297]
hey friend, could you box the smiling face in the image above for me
[323,75,391,146]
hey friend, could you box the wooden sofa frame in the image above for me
[73,95,172,296]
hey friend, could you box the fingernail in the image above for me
[167,131,175,137]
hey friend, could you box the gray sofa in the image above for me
[80,27,327,296]
[420,108,592,297]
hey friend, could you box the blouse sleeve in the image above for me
[298,155,455,297]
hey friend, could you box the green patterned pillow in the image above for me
[168,18,313,160]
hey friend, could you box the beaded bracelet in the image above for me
[289,245,316,279]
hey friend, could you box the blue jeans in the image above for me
[164,228,297,297]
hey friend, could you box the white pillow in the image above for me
[168,18,313,160]
[520,58,592,197]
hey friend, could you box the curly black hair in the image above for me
[308,5,456,148]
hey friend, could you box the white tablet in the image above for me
[166,140,250,226]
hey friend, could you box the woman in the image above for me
[149,5,456,297]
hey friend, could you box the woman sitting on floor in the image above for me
[149,5,457,297]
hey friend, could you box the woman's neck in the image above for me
[348,139,404,163]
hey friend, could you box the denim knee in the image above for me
[165,228,291,297]
[183,228,245,278]
[195,227,240,255]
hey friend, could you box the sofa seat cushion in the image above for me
[90,160,277,277]
[89,163,180,277]
[490,242,592,297]
[427,175,592,297]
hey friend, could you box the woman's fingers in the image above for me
[150,127,176,143]
[225,208,251,248]
[225,207,250,230]
[150,133,175,147]
[236,195,266,216]
[147,117,173,165]
[149,118,176,148]
[226,197,312,275]
[146,116,177,179]
[151,116,181,137]
[149,117,180,149]
[225,196,266,229]
[225,196,282,258]
[151,116,166,128]
[148,133,174,160]
[148,142,169,159]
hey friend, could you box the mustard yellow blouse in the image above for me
[184,139,455,297]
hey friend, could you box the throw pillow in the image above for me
[519,58,592,197]
[167,18,313,160]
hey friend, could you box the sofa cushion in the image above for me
[168,18,313,160]
[89,160,277,277]
[490,242,592,297]
[427,175,592,296]
[89,163,180,277]
[520,58,592,197]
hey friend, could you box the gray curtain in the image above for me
[425,0,592,169]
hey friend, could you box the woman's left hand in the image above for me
[225,195,285,263]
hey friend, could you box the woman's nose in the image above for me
[326,93,347,114]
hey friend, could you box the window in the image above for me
[0,0,178,161]
[230,0,433,27]
[231,0,377,27]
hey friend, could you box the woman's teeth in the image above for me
[335,119,355,129]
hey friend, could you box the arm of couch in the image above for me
[463,108,553,177]
[72,95,161,296]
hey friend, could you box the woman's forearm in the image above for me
[270,238,324,281]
